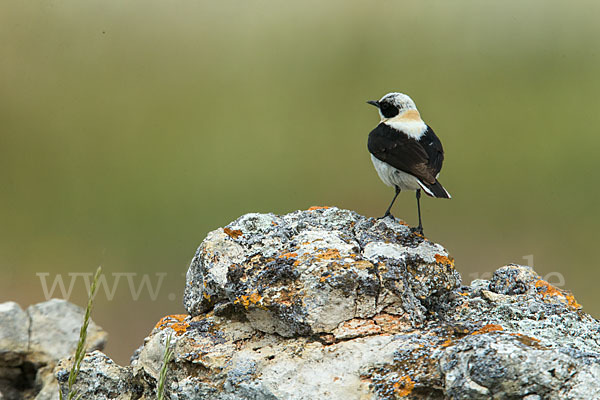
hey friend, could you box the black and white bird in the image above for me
[367,92,450,234]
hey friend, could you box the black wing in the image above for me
[368,123,444,185]
[420,126,445,177]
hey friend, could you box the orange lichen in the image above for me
[535,280,581,309]
[278,252,298,259]
[275,289,296,306]
[315,249,341,260]
[235,291,263,309]
[471,324,503,335]
[154,314,189,336]
[236,295,249,308]
[441,338,454,347]
[202,292,211,300]
[320,273,332,282]
[249,291,262,303]
[223,227,243,239]
[372,313,412,333]
[434,254,454,267]
[308,206,330,210]
[393,376,415,397]
[510,333,545,349]
[334,318,381,339]
[508,333,539,340]
[535,280,562,297]
[351,260,373,270]
[565,293,582,309]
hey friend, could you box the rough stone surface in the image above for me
[56,352,139,400]
[0,302,29,364]
[0,299,107,400]
[29,299,107,362]
[0,207,568,400]
[183,207,460,337]
[29,208,600,399]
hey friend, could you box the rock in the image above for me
[439,332,592,399]
[44,208,600,399]
[29,299,107,362]
[488,264,540,295]
[0,299,107,400]
[56,351,139,400]
[183,208,460,336]
[0,302,29,365]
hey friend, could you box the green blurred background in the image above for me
[2,0,599,364]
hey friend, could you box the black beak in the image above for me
[366,100,380,108]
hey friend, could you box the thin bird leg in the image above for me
[416,189,424,234]
[381,186,401,218]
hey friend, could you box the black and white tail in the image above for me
[418,179,451,199]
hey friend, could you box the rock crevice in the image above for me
[0,299,107,400]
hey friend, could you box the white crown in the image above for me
[380,92,417,111]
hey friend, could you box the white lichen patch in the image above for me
[202,229,246,286]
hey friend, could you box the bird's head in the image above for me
[367,92,418,121]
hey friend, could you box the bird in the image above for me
[367,92,450,234]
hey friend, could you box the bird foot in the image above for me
[377,212,395,220]
[412,226,424,236]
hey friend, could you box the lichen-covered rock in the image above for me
[0,299,107,400]
[51,209,600,399]
[439,332,599,399]
[184,207,460,337]
[131,313,419,400]
[448,264,595,354]
[56,351,139,400]
[106,267,599,400]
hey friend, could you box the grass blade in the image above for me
[60,266,102,400]
[157,332,174,400]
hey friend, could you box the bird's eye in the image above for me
[380,102,399,118]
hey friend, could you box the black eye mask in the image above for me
[379,102,399,118]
